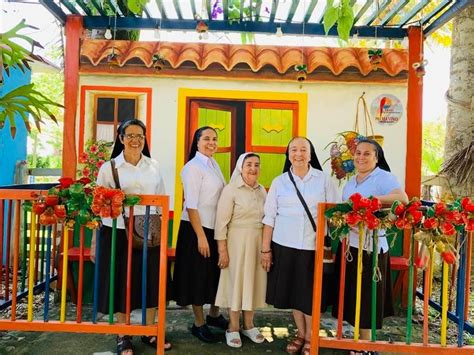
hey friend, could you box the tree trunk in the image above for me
[443,5,474,200]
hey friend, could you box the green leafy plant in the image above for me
[1,20,63,138]
[323,0,355,42]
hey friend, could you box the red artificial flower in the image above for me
[59,177,74,189]
[45,195,59,207]
[345,211,362,226]
[90,145,98,153]
[441,251,456,265]
[77,177,92,185]
[370,197,382,212]
[358,197,371,209]
[461,197,474,212]
[440,221,456,236]
[392,201,406,216]
[349,193,363,210]
[408,210,423,225]
[434,202,447,216]
[32,202,46,215]
[100,206,111,218]
[365,212,380,230]
[423,217,438,230]
[98,152,105,158]
[54,205,67,219]
[39,212,57,225]
[82,168,90,177]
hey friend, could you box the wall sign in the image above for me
[371,94,403,124]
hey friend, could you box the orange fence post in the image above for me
[309,202,328,354]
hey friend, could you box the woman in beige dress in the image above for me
[214,153,267,348]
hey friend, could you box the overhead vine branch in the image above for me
[323,0,355,42]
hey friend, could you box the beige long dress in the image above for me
[214,175,267,311]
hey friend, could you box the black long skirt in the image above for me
[266,242,333,316]
[172,220,220,307]
[96,225,169,314]
[331,244,394,329]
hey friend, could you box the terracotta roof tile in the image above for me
[80,39,408,77]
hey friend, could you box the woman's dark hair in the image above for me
[111,119,151,158]
[356,138,391,172]
[283,136,323,173]
[187,126,218,161]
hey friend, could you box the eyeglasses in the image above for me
[123,133,145,141]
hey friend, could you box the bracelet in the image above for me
[260,250,272,254]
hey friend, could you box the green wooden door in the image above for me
[246,102,298,187]
[190,101,236,182]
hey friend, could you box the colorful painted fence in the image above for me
[0,188,169,355]
[311,202,474,354]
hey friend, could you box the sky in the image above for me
[1,1,450,123]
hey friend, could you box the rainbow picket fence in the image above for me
[0,186,473,355]
[0,187,169,355]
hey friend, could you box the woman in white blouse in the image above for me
[173,126,229,343]
[96,119,171,354]
[261,137,340,355]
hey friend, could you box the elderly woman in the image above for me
[214,153,267,348]
[173,126,228,343]
[332,138,408,350]
[261,137,340,355]
[95,119,171,354]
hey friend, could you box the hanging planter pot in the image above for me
[368,48,383,70]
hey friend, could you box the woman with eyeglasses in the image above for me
[173,126,229,343]
[95,119,171,354]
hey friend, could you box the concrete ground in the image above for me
[1,297,471,354]
[0,304,346,355]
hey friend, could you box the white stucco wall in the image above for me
[78,74,408,208]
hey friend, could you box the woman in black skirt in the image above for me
[331,138,408,350]
[261,137,340,354]
[95,119,171,354]
[173,126,228,343]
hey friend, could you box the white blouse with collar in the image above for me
[263,167,340,251]
[96,152,165,229]
[180,151,226,229]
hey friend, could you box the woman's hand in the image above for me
[260,251,272,272]
[218,248,229,269]
[197,235,211,258]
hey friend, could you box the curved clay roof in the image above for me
[80,39,408,77]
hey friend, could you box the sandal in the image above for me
[117,335,133,355]
[225,330,242,348]
[141,335,172,351]
[286,335,305,354]
[241,327,265,343]
[302,342,311,355]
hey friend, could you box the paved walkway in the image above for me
[0,304,345,354]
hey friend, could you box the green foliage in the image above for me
[323,0,355,42]
[1,20,63,138]
[422,120,446,176]
[0,83,63,138]
[127,0,148,15]
[1,20,45,75]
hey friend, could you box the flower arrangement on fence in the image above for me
[31,177,140,228]
[325,131,364,182]
[77,140,112,182]
[325,193,384,239]
[325,194,473,266]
